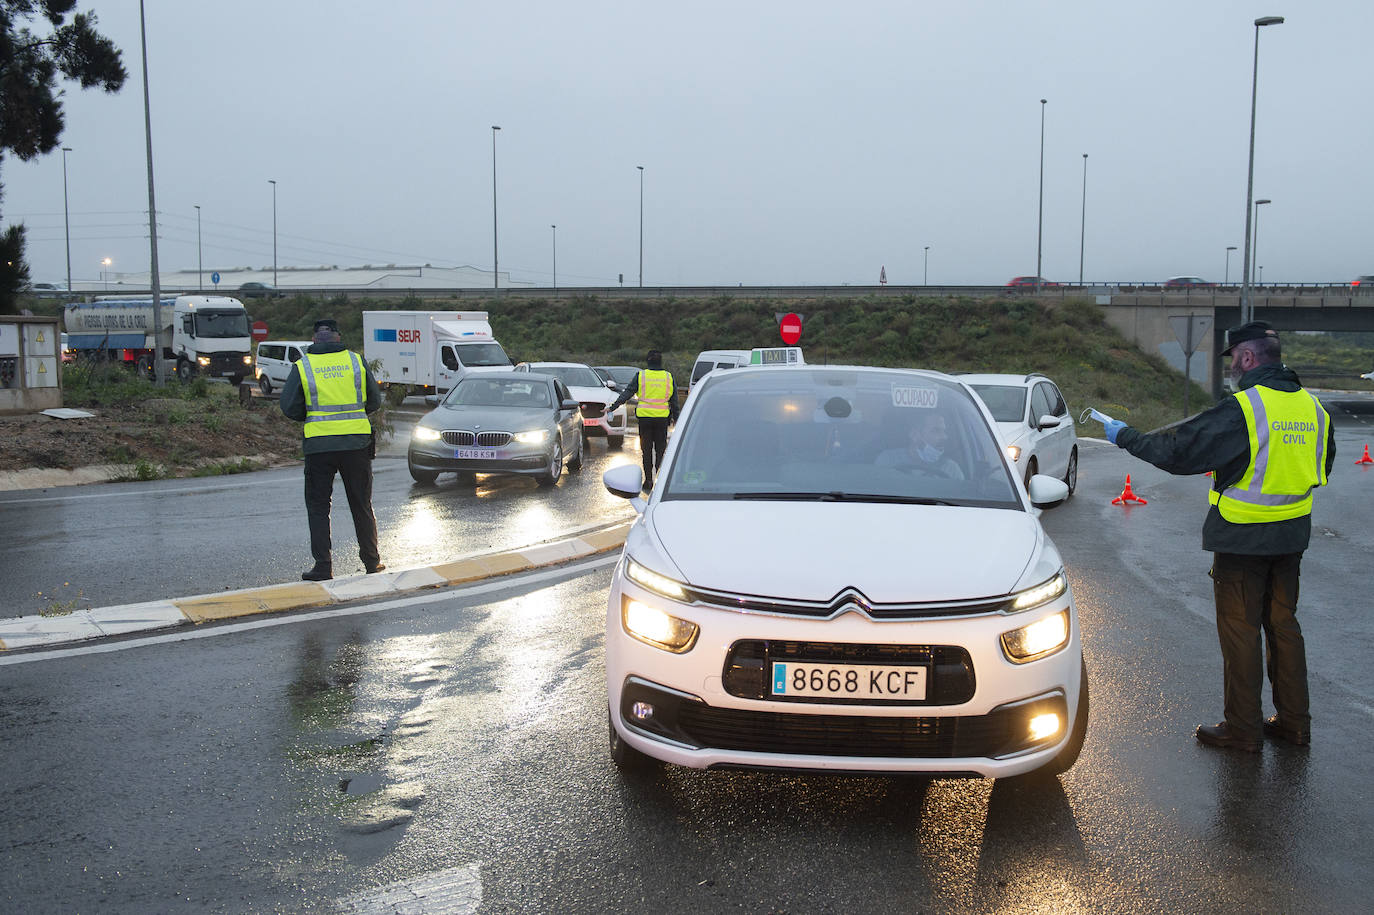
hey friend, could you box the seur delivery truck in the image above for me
[362,310,513,398]
[63,295,254,383]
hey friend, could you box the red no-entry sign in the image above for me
[779,312,802,345]
[251,321,269,342]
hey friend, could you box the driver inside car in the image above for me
[875,410,965,479]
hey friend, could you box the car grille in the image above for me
[620,678,1065,760]
[580,402,605,419]
[439,430,513,447]
[683,583,1013,620]
[723,640,975,705]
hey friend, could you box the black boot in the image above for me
[301,562,333,581]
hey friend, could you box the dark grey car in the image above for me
[406,373,583,486]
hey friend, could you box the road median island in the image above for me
[0,520,633,652]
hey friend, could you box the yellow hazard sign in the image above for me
[38,362,47,374]
[35,330,45,342]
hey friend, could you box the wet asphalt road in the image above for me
[0,409,638,615]
[1,397,1372,912]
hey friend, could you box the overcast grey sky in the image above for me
[5,0,1372,289]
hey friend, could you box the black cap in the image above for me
[1220,320,1278,357]
[645,349,663,366]
[313,318,339,334]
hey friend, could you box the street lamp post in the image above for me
[923,246,930,285]
[61,147,72,294]
[551,224,557,292]
[268,179,277,287]
[101,256,111,289]
[1225,245,1238,284]
[1240,15,1285,324]
[1079,153,1089,286]
[491,125,500,292]
[1036,98,1047,293]
[637,166,645,288]
[1252,198,1271,290]
[194,205,202,291]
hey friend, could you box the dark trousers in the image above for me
[1210,551,1309,739]
[304,448,380,569]
[638,416,670,485]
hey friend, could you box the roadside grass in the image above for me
[36,582,91,617]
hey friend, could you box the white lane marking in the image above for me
[334,863,480,914]
[0,554,618,666]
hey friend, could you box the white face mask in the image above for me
[918,442,944,464]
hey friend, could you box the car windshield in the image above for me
[603,366,639,385]
[446,377,550,408]
[455,342,511,367]
[968,384,1027,423]
[532,364,601,387]
[194,310,250,338]
[662,368,1020,509]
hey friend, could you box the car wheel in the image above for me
[258,375,273,395]
[608,707,658,773]
[1023,457,1037,490]
[609,435,625,450]
[407,456,438,485]
[568,430,584,471]
[537,439,563,486]
[176,356,193,383]
[1063,446,1078,495]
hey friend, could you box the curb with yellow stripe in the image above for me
[0,521,632,652]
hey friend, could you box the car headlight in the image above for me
[197,356,210,366]
[622,597,699,653]
[242,355,253,365]
[513,429,548,444]
[412,427,442,442]
[625,557,687,601]
[1006,444,1021,462]
[1001,609,1070,663]
[1010,571,1067,612]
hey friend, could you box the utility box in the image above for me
[0,315,63,414]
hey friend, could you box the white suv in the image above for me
[962,372,1078,494]
[515,361,627,448]
[602,364,1085,779]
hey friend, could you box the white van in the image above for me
[688,346,805,394]
[253,340,312,394]
[687,349,750,393]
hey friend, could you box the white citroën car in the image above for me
[602,363,1086,780]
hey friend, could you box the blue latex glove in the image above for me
[1103,418,1127,445]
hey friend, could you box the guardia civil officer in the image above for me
[280,318,385,581]
[608,349,680,490]
[1101,321,1334,752]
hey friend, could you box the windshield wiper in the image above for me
[732,491,957,506]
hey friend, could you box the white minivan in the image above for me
[253,340,312,394]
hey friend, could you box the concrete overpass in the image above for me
[1100,288,1374,396]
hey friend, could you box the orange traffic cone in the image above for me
[1356,444,1373,466]
[1111,474,1148,505]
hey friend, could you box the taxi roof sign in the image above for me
[749,346,805,366]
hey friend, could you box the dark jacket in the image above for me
[1116,362,1336,555]
[279,343,383,455]
[609,369,680,422]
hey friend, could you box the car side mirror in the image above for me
[562,398,579,411]
[1037,414,1063,430]
[606,380,619,390]
[1027,473,1069,508]
[604,464,645,509]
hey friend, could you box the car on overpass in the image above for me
[601,363,1085,780]
[1164,276,1215,287]
[1006,276,1059,287]
[1351,275,1374,289]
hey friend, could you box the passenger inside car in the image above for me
[875,410,966,480]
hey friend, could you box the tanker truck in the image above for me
[63,295,254,384]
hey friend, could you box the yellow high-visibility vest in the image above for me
[1208,385,1329,523]
[636,369,672,418]
[299,350,371,439]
